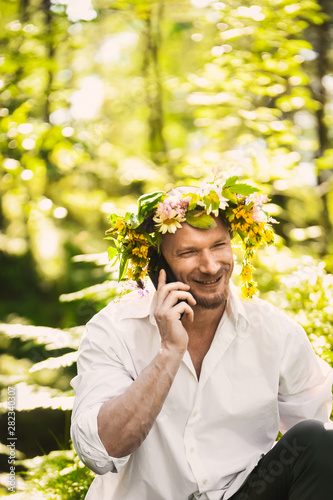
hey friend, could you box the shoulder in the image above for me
[241,294,305,340]
[77,287,157,360]
[89,286,155,326]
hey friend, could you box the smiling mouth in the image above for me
[194,276,222,285]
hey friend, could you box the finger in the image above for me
[157,276,190,293]
[174,302,194,322]
[157,280,191,296]
[162,290,196,309]
[157,269,167,289]
[156,279,190,307]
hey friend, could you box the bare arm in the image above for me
[97,270,196,458]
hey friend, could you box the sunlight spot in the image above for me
[39,198,53,211]
[96,32,138,64]
[191,33,203,41]
[50,108,71,125]
[4,158,20,170]
[69,76,104,120]
[290,228,306,241]
[211,46,224,57]
[322,74,333,93]
[299,48,317,61]
[274,179,289,191]
[288,76,302,86]
[101,202,116,214]
[62,0,97,22]
[295,162,316,186]
[284,4,300,14]
[213,2,226,10]
[62,126,74,137]
[21,169,34,180]
[18,123,34,134]
[7,20,22,31]
[291,97,305,108]
[22,138,36,150]
[54,207,68,219]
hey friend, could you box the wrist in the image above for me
[160,342,187,359]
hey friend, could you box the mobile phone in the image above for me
[148,251,178,290]
[148,251,187,317]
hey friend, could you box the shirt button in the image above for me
[202,479,208,485]
[193,411,198,417]
[190,447,195,453]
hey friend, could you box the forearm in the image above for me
[97,346,183,458]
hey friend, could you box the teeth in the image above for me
[197,278,220,284]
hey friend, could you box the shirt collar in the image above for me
[226,281,249,333]
[120,279,249,332]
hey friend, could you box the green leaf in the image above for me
[119,252,129,281]
[188,193,198,211]
[129,213,144,228]
[231,184,258,196]
[222,188,238,204]
[137,191,164,216]
[186,210,217,229]
[108,246,117,261]
[224,176,239,188]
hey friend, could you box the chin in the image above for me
[193,288,229,310]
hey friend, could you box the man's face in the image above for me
[161,217,234,310]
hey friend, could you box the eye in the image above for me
[214,242,226,248]
[180,250,195,257]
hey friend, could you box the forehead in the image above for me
[161,217,230,254]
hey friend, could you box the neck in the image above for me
[182,300,226,337]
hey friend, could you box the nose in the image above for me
[198,250,220,276]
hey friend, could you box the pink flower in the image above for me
[246,193,270,222]
[252,207,268,223]
[155,194,190,222]
[246,193,269,207]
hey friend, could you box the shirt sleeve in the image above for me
[278,322,333,434]
[70,309,136,475]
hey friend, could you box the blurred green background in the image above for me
[0,0,333,498]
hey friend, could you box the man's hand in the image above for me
[154,269,196,354]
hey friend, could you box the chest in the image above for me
[187,332,216,379]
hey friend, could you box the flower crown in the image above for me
[106,173,277,298]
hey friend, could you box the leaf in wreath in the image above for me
[230,184,258,196]
[186,210,217,229]
[137,191,164,216]
[224,175,239,188]
[222,188,238,204]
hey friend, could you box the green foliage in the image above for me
[264,257,333,365]
[186,210,217,229]
[17,448,95,499]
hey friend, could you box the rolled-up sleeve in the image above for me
[278,323,333,434]
[70,310,135,475]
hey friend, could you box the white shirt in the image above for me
[71,282,333,500]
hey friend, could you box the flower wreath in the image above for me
[106,172,277,298]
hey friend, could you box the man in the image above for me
[71,175,333,500]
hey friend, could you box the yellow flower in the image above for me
[241,282,258,299]
[132,247,142,257]
[264,229,275,244]
[132,245,149,259]
[114,218,126,232]
[241,264,254,283]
